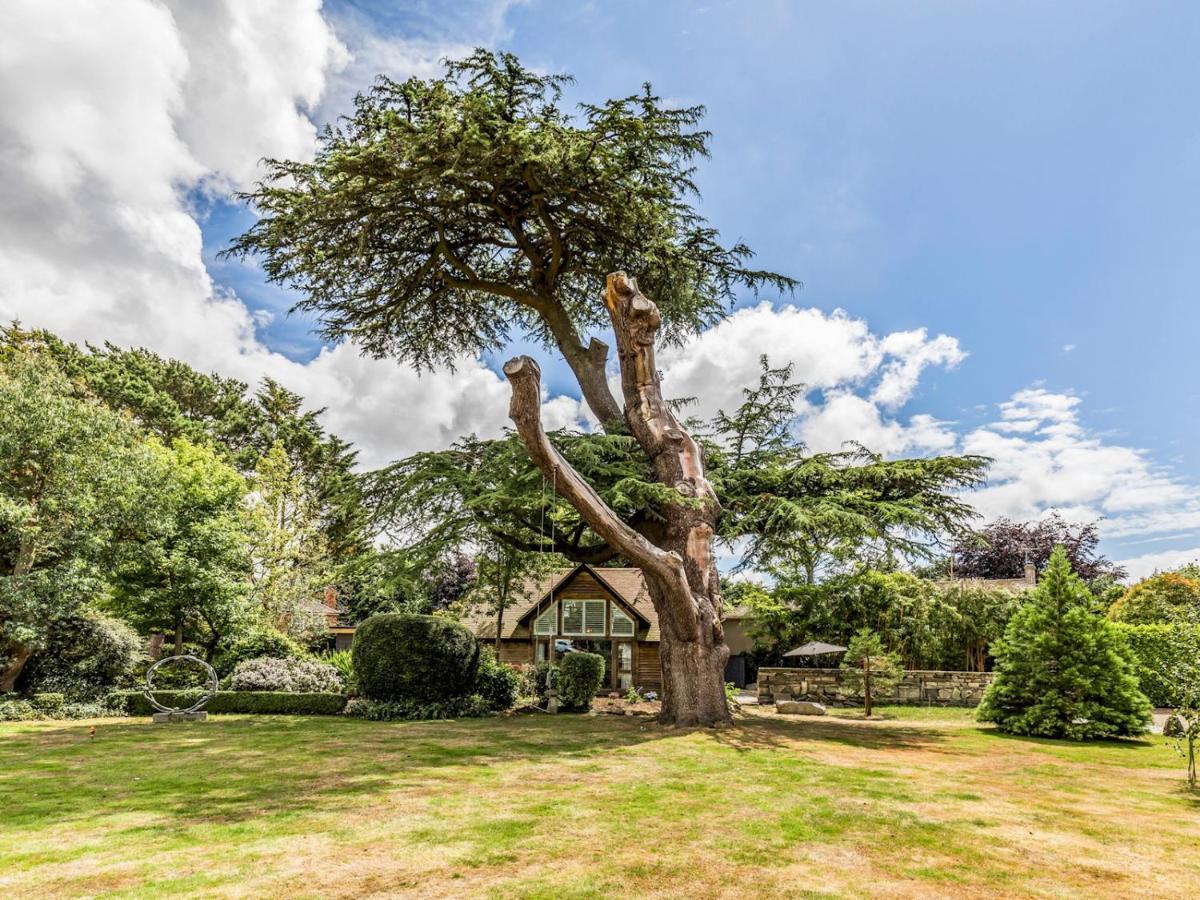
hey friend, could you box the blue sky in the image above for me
[4,1,1198,576]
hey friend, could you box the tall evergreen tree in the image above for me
[978,547,1151,740]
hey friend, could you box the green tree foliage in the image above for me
[2,325,368,570]
[248,441,338,643]
[1108,572,1200,625]
[709,359,986,581]
[741,570,1018,671]
[352,613,480,703]
[839,629,902,716]
[1113,623,1200,707]
[977,547,1151,740]
[228,50,795,430]
[110,438,254,660]
[15,609,142,700]
[369,360,987,587]
[0,352,146,690]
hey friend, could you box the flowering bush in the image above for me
[229,656,344,694]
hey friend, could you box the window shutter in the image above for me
[534,603,557,635]
[584,600,606,635]
[562,600,584,635]
[611,608,634,636]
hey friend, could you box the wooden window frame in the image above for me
[562,598,607,637]
[533,602,558,636]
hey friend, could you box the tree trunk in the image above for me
[863,659,873,717]
[2,537,37,691]
[174,621,184,656]
[0,646,32,693]
[505,273,731,726]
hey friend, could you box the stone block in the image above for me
[776,700,827,716]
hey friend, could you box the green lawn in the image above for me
[1,707,1197,898]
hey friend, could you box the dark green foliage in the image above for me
[977,548,1151,740]
[110,690,348,716]
[472,648,520,712]
[16,610,142,700]
[342,695,494,721]
[214,628,308,677]
[352,614,480,703]
[558,651,606,710]
[229,50,794,377]
[1114,623,1200,707]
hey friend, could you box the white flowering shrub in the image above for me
[229,656,344,694]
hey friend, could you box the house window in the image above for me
[611,608,635,636]
[533,603,557,636]
[562,599,606,636]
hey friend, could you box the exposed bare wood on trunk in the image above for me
[504,272,731,726]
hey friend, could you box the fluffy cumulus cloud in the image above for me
[658,302,965,456]
[0,0,545,469]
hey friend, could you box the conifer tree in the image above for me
[839,628,902,716]
[978,546,1151,740]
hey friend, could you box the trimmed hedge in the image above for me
[343,695,494,721]
[1116,623,1200,707]
[352,614,479,703]
[108,690,348,716]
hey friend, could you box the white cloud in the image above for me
[0,0,538,470]
[962,388,1200,547]
[658,302,964,455]
[1117,547,1200,582]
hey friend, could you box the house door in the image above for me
[616,641,633,690]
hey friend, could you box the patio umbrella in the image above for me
[783,641,848,657]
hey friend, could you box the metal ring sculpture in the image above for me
[143,654,219,714]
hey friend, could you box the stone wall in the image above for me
[757,667,994,707]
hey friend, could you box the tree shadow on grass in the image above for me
[0,709,959,839]
[714,711,951,755]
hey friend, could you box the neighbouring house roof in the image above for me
[461,564,665,642]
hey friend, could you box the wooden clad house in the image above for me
[462,564,663,692]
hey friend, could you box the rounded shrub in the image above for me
[473,648,520,712]
[352,614,480,703]
[17,610,142,700]
[558,651,606,710]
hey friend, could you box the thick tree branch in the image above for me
[503,355,683,583]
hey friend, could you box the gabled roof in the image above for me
[462,564,661,641]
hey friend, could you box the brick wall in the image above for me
[758,667,994,707]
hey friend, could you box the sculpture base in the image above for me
[152,711,208,723]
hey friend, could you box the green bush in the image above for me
[352,614,479,703]
[1115,623,1200,707]
[31,692,65,711]
[0,700,37,721]
[558,652,606,710]
[526,661,555,705]
[342,695,493,721]
[16,610,143,700]
[213,628,308,676]
[0,699,119,721]
[323,650,355,690]
[472,648,520,712]
[107,690,348,716]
